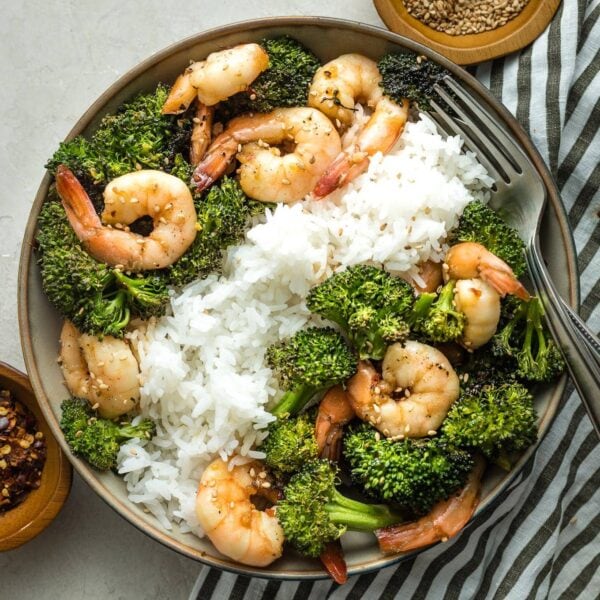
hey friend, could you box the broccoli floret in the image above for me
[218,36,321,117]
[46,85,192,203]
[378,52,450,111]
[167,177,258,287]
[492,297,565,382]
[113,271,169,319]
[450,201,527,277]
[277,459,401,557]
[343,424,474,515]
[306,265,415,360]
[60,398,155,470]
[262,411,319,476]
[457,342,518,396]
[442,382,537,470]
[36,197,170,336]
[417,280,465,342]
[267,328,357,417]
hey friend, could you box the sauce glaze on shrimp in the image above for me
[192,107,341,203]
[308,54,409,197]
[196,458,284,567]
[56,166,197,271]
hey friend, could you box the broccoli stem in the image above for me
[437,280,456,310]
[271,384,317,417]
[326,489,402,531]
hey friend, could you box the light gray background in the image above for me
[0,1,384,598]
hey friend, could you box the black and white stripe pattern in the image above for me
[191,1,600,597]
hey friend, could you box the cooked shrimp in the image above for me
[55,166,197,271]
[347,343,460,438]
[413,260,443,294]
[190,103,214,166]
[308,54,409,197]
[376,457,485,553]
[315,385,355,461]
[59,320,140,419]
[454,278,501,349]
[161,43,269,113]
[192,107,342,203]
[196,458,284,567]
[444,242,530,301]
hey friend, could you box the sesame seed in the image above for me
[405,424,411,433]
[258,471,267,479]
[262,481,271,489]
[428,430,437,436]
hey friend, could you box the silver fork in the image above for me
[430,78,600,436]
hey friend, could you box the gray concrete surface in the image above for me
[0,1,383,598]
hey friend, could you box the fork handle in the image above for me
[562,300,600,368]
[527,241,600,437]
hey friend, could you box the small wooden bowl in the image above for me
[0,362,72,551]
[374,0,562,65]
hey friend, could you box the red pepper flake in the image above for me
[0,389,47,512]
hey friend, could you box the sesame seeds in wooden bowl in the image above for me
[374,0,562,65]
[0,362,72,551]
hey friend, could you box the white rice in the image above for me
[117,114,493,534]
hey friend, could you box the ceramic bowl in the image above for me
[18,17,577,578]
[0,362,71,551]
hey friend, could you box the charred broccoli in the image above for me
[218,36,321,117]
[378,52,450,111]
[60,398,155,471]
[262,411,319,476]
[267,328,357,417]
[36,196,169,336]
[492,297,565,382]
[277,459,401,557]
[46,85,192,206]
[450,201,527,277]
[306,265,415,360]
[343,423,474,515]
[442,382,537,470]
[167,177,258,287]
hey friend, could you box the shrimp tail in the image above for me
[162,72,197,115]
[313,151,368,198]
[191,136,238,191]
[480,266,530,301]
[55,164,101,241]
[320,540,348,584]
[190,103,214,166]
[376,519,438,554]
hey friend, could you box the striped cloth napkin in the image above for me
[190,1,600,597]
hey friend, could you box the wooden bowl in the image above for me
[0,362,72,551]
[18,17,577,578]
[374,0,562,65]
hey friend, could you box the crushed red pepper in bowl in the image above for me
[0,389,47,512]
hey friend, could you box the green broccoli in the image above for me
[450,201,527,277]
[442,382,537,470]
[167,177,258,287]
[378,52,450,111]
[60,398,155,471]
[261,411,319,476]
[492,296,565,382]
[36,197,170,337]
[113,271,170,319]
[277,459,402,557]
[417,280,465,342]
[343,423,474,515]
[218,36,321,117]
[306,265,415,360]
[46,85,192,206]
[267,327,357,418]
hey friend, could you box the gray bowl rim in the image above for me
[18,15,578,580]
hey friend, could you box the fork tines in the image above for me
[430,78,527,187]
